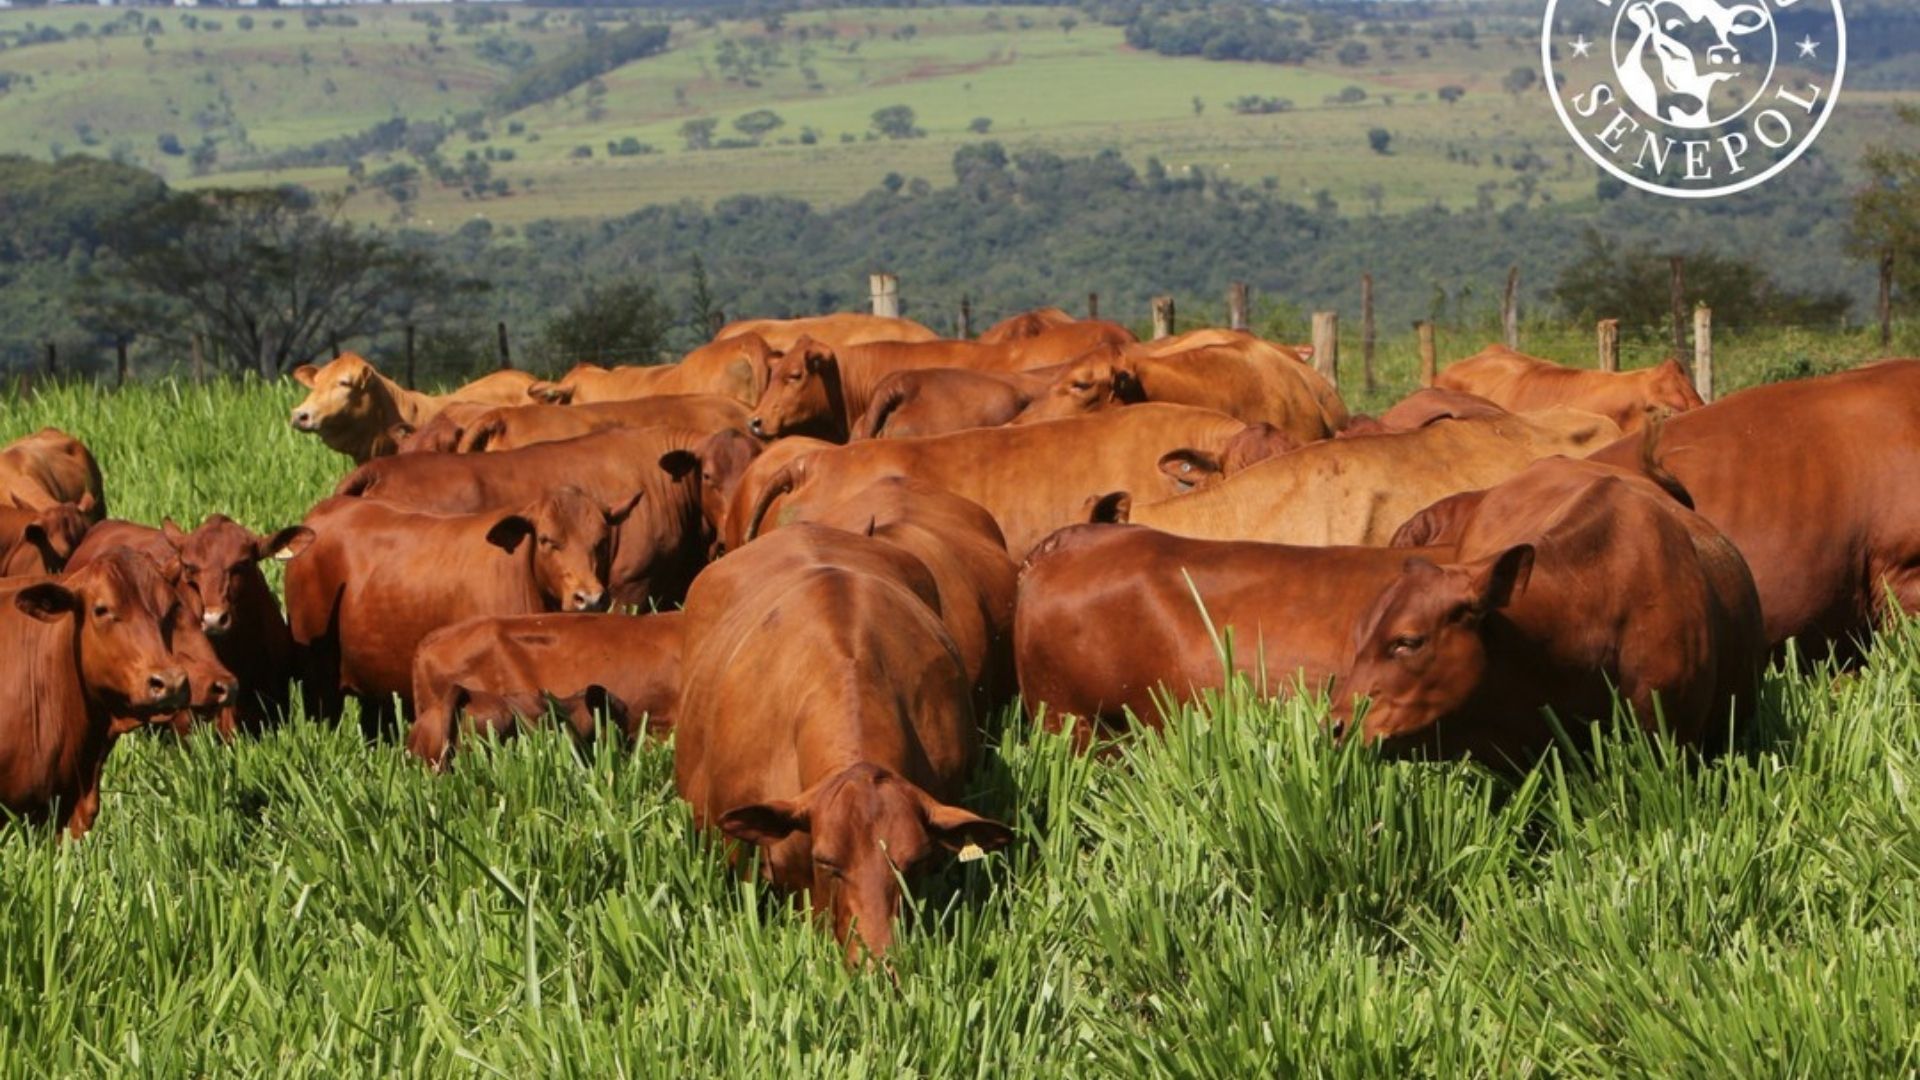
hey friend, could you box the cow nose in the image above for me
[201,608,232,636]
[748,416,765,435]
[572,589,607,612]
[148,669,188,707]
[291,410,313,430]
[206,675,234,706]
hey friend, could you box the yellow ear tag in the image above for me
[274,549,296,562]
[957,843,986,863]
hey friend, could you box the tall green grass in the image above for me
[1,376,1917,1073]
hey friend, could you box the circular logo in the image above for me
[1544,0,1845,199]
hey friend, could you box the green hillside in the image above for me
[2,4,1906,230]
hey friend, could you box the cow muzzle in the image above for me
[291,410,317,432]
[201,608,232,636]
[571,590,608,613]
[147,669,189,710]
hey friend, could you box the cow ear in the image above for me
[292,365,319,388]
[1158,449,1221,488]
[605,491,644,527]
[658,449,699,481]
[921,799,1015,856]
[74,491,96,516]
[160,518,188,547]
[719,798,810,845]
[1468,544,1534,613]
[485,515,536,554]
[14,582,77,622]
[1085,491,1131,524]
[258,525,314,562]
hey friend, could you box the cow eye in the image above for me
[92,603,111,619]
[1389,634,1426,656]
[1071,381,1091,392]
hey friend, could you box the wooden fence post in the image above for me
[958,296,972,339]
[1151,296,1175,340]
[1669,255,1687,369]
[1597,318,1619,372]
[496,321,512,371]
[708,310,726,341]
[1311,311,1339,388]
[329,333,342,359]
[1693,304,1713,403]
[1087,292,1099,320]
[1882,250,1896,351]
[1416,320,1436,387]
[44,341,56,380]
[116,337,129,388]
[404,324,417,390]
[1227,282,1249,332]
[191,333,206,383]
[869,273,900,318]
[1361,273,1377,393]
[1502,265,1520,351]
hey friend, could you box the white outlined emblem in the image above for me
[1544,0,1846,198]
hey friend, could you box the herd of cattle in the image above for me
[1,304,1913,959]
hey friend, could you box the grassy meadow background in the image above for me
[0,336,1915,1070]
[1,3,1913,228]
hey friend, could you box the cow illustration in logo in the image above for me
[1617,0,1773,128]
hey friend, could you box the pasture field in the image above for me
[1,4,1912,228]
[1,345,1919,1071]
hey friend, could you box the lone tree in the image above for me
[871,105,923,140]
[680,117,718,151]
[1438,85,1466,105]
[85,187,463,378]
[732,109,785,141]
[1852,104,1920,315]
[1368,127,1392,155]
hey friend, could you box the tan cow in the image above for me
[1436,345,1704,433]
[526,334,772,406]
[291,353,536,463]
[1096,410,1623,546]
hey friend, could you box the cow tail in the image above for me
[1637,413,1694,511]
[744,462,801,542]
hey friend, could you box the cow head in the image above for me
[15,547,188,715]
[394,414,469,455]
[290,353,385,436]
[720,763,1013,962]
[749,338,845,440]
[1645,358,1709,418]
[170,609,237,718]
[1012,350,1144,424]
[1341,545,1534,746]
[486,487,641,613]
[1155,424,1299,493]
[160,515,313,638]
[688,430,764,557]
[6,493,94,576]
[1620,0,1769,128]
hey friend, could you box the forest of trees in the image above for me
[0,132,1901,380]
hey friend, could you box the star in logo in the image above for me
[1796,35,1821,58]
[1570,34,1593,58]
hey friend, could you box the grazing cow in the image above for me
[737,404,1277,557]
[459,394,750,453]
[389,402,502,455]
[333,428,706,608]
[976,307,1079,344]
[1436,346,1704,433]
[1012,343,1344,443]
[747,323,1136,441]
[286,488,635,723]
[0,494,94,576]
[1015,523,1451,746]
[1587,359,1920,663]
[1346,454,1764,762]
[676,525,1013,961]
[0,428,107,521]
[290,353,537,463]
[853,367,1058,440]
[68,516,310,738]
[527,334,772,406]
[407,610,684,767]
[715,313,942,348]
[788,478,1019,710]
[0,548,189,837]
[1094,409,1622,545]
